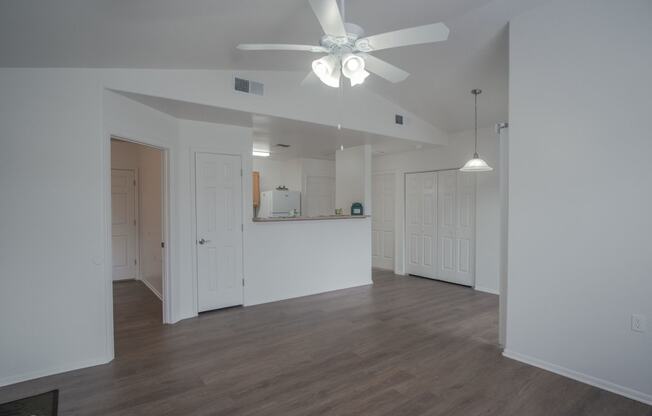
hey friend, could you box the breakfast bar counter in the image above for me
[253,215,370,223]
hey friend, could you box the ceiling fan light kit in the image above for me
[237,0,449,88]
[311,55,341,87]
[460,89,493,173]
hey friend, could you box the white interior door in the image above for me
[405,172,437,278]
[195,153,244,312]
[437,170,475,286]
[372,173,395,270]
[112,169,138,281]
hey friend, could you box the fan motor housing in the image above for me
[320,22,366,54]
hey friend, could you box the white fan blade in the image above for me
[237,43,327,53]
[309,0,347,37]
[361,54,410,83]
[359,23,449,52]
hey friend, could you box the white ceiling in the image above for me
[0,0,548,132]
[117,91,433,160]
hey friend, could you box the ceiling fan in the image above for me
[237,0,449,88]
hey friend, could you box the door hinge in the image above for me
[134,219,137,226]
[161,242,165,248]
[242,278,245,287]
[134,259,137,265]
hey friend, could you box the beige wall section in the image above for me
[111,139,163,298]
[137,146,163,297]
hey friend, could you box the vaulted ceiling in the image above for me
[0,0,548,132]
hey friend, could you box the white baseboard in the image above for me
[474,285,499,295]
[503,349,652,406]
[0,356,110,388]
[141,277,162,300]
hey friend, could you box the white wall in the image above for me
[176,119,253,320]
[253,158,286,192]
[301,158,336,217]
[0,66,419,388]
[0,69,108,387]
[281,158,303,193]
[245,218,372,305]
[253,157,336,217]
[372,127,500,294]
[336,145,372,215]
[99,69,448,146]
[506,0,652,404]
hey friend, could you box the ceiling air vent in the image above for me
[395,114,404,125]
[234,76,264,96]
[275,144,291,148]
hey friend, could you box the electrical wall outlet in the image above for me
[631,314,647,333]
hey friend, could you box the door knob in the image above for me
[198,238,210,245]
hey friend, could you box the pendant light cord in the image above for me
[474,92,478,156]
[472,89,481,158]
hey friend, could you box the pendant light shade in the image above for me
[460,89,493,172]
[460,153,493,172]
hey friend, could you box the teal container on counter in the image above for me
[351,202,363,216]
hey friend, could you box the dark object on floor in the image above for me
[0,390,58,416]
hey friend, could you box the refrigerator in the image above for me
[258,190,301,218]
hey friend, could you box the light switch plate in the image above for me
[631,314,647,333]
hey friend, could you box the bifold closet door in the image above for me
[437,170,475,286]
[405,172,437,278]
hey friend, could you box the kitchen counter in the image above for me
[246,214,372,305]
[253,215,370,223]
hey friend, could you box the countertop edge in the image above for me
[252,215,370,223]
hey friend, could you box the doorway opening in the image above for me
[110,138,166,344]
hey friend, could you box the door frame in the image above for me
[190,149,245,315]
[104,133,173,361]
[110,168,140,281]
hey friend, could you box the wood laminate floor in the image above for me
[1,270,650,415]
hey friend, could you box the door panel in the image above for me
[455,171,476,285]
[437,170,475,286]
[196,153,244,312]
[111,169,137,280]
[372,173,396,270]
[405,172,437,278]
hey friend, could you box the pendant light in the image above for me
[460,89,493,172]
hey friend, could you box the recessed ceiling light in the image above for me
[252,150,270,157]
[340,145,344,151]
